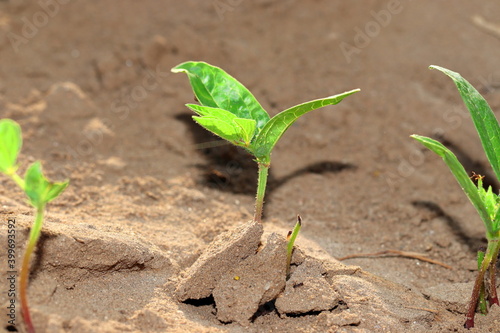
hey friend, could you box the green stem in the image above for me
[478,283,487,314]
[254,162,269,223]
[477,251,488,314]
[20,206,44,333]
[465,239,499,329]
[286,215,302,279]
[9,172,25,189]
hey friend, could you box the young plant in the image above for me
[0,119,68,333]
[411,66,500,329]
[172,61,359,222]
[286,215,302,279]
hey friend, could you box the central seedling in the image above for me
[172,61,359,222]
[411,66,500,328]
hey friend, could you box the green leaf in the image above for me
[193,116,241,145]
[411,134,495,238]
[172,61,270,133]
[233,118,256,145]
[430,66,500,182]
[494,205,500,231]
[187,104,256,147]
[0,119,22,174]
[187,103,235,118]
[476,178,499,222]
[478,177,500,232]
[252,89,360,161]
[24,161,69,208]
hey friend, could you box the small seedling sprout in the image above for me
[172,61,359,223]
[0,119,68,333]
[411,66,500,328]
[286,215,302,279]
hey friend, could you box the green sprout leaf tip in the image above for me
[24,161,69,208]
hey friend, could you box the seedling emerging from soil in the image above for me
[0,119,68,333]
[286,215,302,278]
[172,61,359,222]
[411,66,500,329]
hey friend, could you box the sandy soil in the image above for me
[1,1,500,332]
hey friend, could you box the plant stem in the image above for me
[286,215,302,279]
[478,283,488,314]
[465,239,499,329]
[9,172,25,189]
[254,162,269,223]
[488,240,500,306]
[20,206,44,333]
[477,251,487,314]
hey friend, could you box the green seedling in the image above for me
[411,66,500,329]
[172,61,359,222]
[0,119,68,333]
[286,215,302,279]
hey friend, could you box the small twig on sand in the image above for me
[337,249,453,270]
[472,15,500,39]
[404,306,439,314]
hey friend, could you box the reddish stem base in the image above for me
[20,240,36,333]
[465,241,499,329]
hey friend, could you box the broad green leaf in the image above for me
[24,161,68,208]
[193,117,242,146]
[430,66,500,182]
[0,119,22,174]
[187,104,256,147]
[252,89,360,162]
[411,134,495,238]
[172,61,270,133]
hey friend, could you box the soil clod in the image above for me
[175,220,263,301]
[276,258,340,315]
[213,232,287,324]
